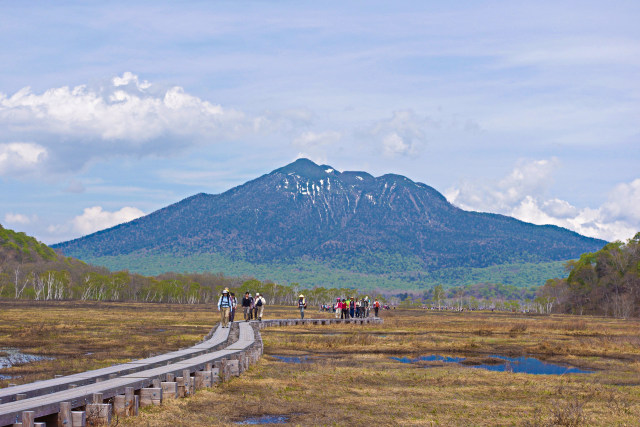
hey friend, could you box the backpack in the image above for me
[256,298,263,306]
[375,301,380,308]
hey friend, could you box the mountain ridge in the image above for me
[52,158,606,288]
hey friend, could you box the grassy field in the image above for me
[1,302,639,425]
[0,300,216,386]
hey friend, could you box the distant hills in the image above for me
[52,158,607,290]
[0,225,58,264]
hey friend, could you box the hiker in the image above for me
[334,298,342,318]
[349,297,355,318]
[298,294,307,319]
[229,292,237,323]
[242,292,253,321]
[255,292,266,320]
[363,296,370,317]
[217,288,232,328]
[341,298,348,319]
[374,298,380,317]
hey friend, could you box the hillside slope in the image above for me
[53,159,606,288]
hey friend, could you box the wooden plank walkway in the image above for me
[0,324,230,404]
[0,316,381,426]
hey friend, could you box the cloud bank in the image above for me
[446,159,640,242]
[0,73,265,176]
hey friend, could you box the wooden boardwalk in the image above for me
[0,316,382,426]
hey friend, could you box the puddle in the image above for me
[0,348,54,369]
[235,415,290,424]
[391,354,593,375]
[272,355,311,364]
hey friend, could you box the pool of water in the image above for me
[391,354,593,375]
[0,348,54,370]
[235,415,290,424]
[271,355,311,364]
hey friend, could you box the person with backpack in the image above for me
[374,298,380,317]
[254,292,266,321]
[298,294,307,319]
[229,292,238,323]
[242,292,253,322]
[349,297,355,318]
[341,298,348,319]
[217,288,232,328]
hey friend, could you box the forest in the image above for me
[0,225,359,306]
[2,224,638,317]
[538,233,640,318]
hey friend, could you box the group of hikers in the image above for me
[298,295,381,319]
[216,288,266,328]
[218,288,381,327]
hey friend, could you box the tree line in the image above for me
[538,233,640,318]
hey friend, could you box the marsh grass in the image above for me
[1,302,639,425]
[119,307,640,426]
[0,300,216,385]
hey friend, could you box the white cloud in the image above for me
[0,73,269,174]
[112,71,151,90]
[449,158,558,213]
[71,206,145,236]
[293,130,341,148]
[369,110,426,157]
[0,142,47,175]
[446,158,640,242]
[4,212,33,225]
[0,76,243,142]
[601,179,640,224]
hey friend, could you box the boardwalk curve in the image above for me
[0,317,382,426]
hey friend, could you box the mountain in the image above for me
[52,159,607,289]
[1,224,58,264]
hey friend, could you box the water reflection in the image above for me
[391,354,593,375]
[271,355,311,364]
[235,415,290,424]
[0,348,54,370]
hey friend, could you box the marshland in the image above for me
[1,301,638,426]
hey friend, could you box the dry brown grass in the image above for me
[0,300,217,385]
[1,302,639,425]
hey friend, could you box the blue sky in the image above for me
[1,1,638,244]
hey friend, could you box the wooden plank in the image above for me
[0,325,228,404]
[160,382,177,400]
[71,411,85,427]
[139,389,162,407]
[21,412,34,427]
[57,402,71,427]
[85,404,110,426]
[112,395,126,417]
[0,318,389,426]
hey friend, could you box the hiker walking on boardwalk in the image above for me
[341,298,348,319]
[242,292,253,321]
[229,292,238,323]
[255,292,266,321]
[217,288,232,328]
[349,297,355,318]
[363,296,370,317]
[374,298,380,317]
[298,294,307,319]
[334,298,342,318]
